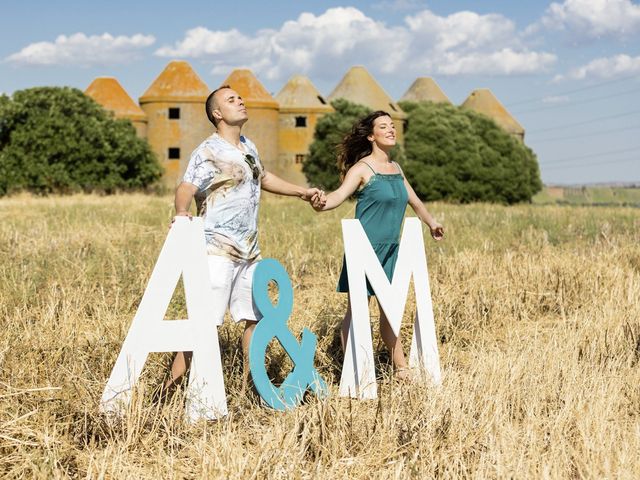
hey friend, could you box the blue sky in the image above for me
[2,0,639,185]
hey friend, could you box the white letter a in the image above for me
[100,217,227,421]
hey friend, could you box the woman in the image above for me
[313,110,444,379]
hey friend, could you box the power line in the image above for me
[539,145,640,165]
[532,125,640,143]
[505,74,640,107]
[511,86,640,115]
[542,156,638,170]
[527,109,640,134]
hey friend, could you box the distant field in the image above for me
[534,185,640,207]
[1,194,639,478]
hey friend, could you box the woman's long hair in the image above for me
[337,110,391,180]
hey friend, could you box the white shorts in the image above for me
[207,255,262,325]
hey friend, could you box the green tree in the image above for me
[399,100,542,204]
[303,98,404,190]
[0,87,162,196]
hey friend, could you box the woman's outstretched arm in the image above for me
[403,176,444,240]
[312,163,368,212]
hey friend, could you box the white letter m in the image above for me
[340,217,441,399]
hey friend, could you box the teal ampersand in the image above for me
[249,258,328,410]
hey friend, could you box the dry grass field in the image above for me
[1,193,639,479]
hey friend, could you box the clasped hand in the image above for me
[304,188,327,211]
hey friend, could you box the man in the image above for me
[165,85,324,388]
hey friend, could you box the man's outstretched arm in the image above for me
[261,171,324,202]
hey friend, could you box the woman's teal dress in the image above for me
[337,161,409,295]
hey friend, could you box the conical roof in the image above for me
[328,66,405,119]
[85,77,146,121]
[221,69,278,109]
[461,89,524,135]
[276,75,333,113]
[400,77,450,104]
[140,60,209,104]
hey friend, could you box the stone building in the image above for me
[461,89,525,142]
[221,69,281,178]
[275,75,334,185]
[328,65,407,144]
[84,77,148,138]
[399,77,451,104]
[86,61,525,185]
[139,60,212,185]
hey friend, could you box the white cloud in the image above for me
[539,0,640,38]
[405,10,556,74]
[154,27,263,61]
[406,10,521,51]
[555,53,640,81]
[436,49,557,76]
[5,33,155,66]
[155,7,555,80]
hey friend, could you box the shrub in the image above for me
[0,87,162,195]
[399,100,542,204]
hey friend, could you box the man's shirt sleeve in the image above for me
[182,148,217,192]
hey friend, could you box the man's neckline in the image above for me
[213,132,247,153]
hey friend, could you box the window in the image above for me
[317,95,327,105]
[295,116,307,128]
[388,103,397,112]
[168,148,180,159]
[168,107,180,119]
[295,154,306,164]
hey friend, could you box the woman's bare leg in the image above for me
[376,298,409,378]
[341,297,353,352]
